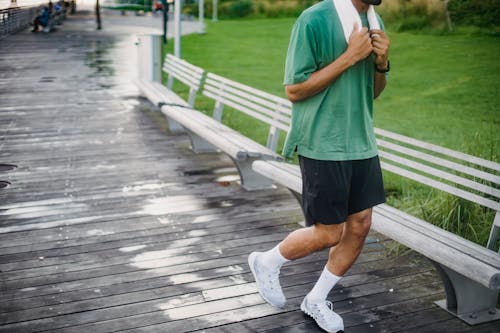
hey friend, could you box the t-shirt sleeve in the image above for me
[283,20,317,85]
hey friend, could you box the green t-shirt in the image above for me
[283,0,384,161]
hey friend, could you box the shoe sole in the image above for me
[300,298,344,333]
[248,252,285,309]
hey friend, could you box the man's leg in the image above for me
[301,208,372,333]
[327,208,372,276]
[306,208,372,303]
[279,222,344,260]
[32,17,40,32]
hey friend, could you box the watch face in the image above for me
[361,0,382,5]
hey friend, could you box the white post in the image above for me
[174,0,182,58]
[198,0,205,33]
[137,34,162,83]
[212,0,217,22]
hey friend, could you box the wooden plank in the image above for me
[0,263,438,332]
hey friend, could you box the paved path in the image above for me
[1,10,499,333]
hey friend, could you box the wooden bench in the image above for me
[253,128,500,325]
[135,54,205,133]
[161,72,291,190]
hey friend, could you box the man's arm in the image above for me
[285,23,373,103]
[371,29,390,99]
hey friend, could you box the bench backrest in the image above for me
[164,54,205,107]
[375,127,500,252]
[202,72,292,152]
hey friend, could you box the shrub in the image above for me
[378,0,447,31]
[228,0,253,17]
[447,0,500,28]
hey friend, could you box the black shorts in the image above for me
[299,155,386,226]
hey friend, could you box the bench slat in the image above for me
[135,79,188,107]
[165,54,205,75]
[202,84,292,125]
[205,72,292,107]
[378,139,500,185]
[376,204,500,267]
[203,90,290,132]
[376,128,500,172]
[381,161,500,211]
[203,80,291,118]
[163,64,203,89]
[252,160,302,193]
[379,150,500,198]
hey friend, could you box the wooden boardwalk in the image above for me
[1,12,499,333]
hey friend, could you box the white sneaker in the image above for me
[248,251,286,308]
[301,295,344,333]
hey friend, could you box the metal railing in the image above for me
[0,6,38,40]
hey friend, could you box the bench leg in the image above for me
[186,130,219,153]
[232,158,274,191]
[166,117,186,134]
[431,261,500,325]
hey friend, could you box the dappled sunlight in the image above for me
[202,282,257,302]
[140,195,205,216]
[119,245,147,253]
[122,183,171,192]
[86,229,115,236]
[156,293,204,311]
[0,202,89,219]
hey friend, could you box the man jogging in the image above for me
[248,0,390,332]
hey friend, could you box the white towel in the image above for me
[332,0,380,42]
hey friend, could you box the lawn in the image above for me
[162,18,499,247]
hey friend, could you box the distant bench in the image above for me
[253,129,500,325]
[136,54,500,324]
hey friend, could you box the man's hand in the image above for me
[345,23,373,65]
[370,29,390,69]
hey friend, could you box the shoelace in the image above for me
[265,270,280,291]
[313,300,335,321]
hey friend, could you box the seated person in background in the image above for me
[32,6,50,32]
[54,1,64,24]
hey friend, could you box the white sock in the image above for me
[307,266,342,303]
[259,243,290,271]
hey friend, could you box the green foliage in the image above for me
[377,0,447,32]
[448,0,500,28]
[162,18,500,246]
[227,0,253,18]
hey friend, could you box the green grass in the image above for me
[162,18,500,247]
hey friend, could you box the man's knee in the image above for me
[347,209,373,237]
[311,223,343,249]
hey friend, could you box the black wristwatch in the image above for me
[375,60,390,73]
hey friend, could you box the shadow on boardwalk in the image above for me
[1,10,499,333]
